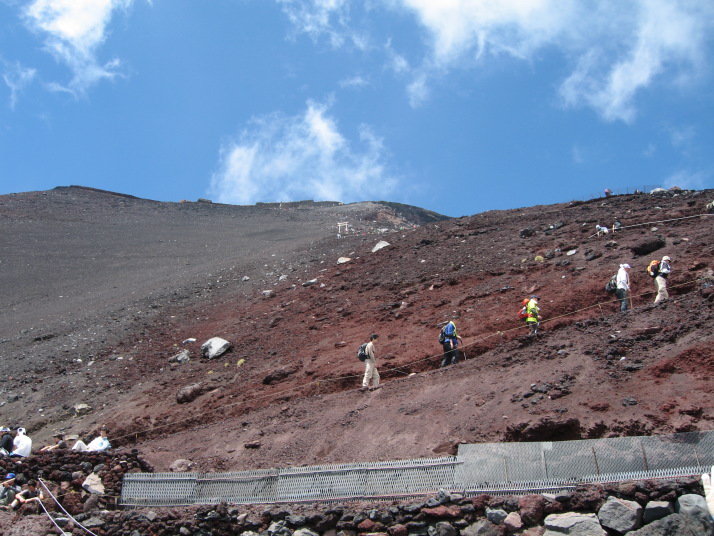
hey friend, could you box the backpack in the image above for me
[357,343,369,361]
[517,298,529,319]
[605,274,617,294]
[438,326,446,344]
[647,260,660,278]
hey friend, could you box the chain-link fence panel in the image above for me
[121,431,714,506]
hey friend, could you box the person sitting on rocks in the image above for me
[3,480,44,511]
[10,428,32,458]
[0,474,20,507]
[39,433,68,452]
[0,428,13,456]
[72,427,111,452]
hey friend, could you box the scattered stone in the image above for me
[263,367,298,385]
[169,349,191,364]
[262,290,275,297]
[244,441,261,449]
[622,397,638,406]
[242,276,250,281]
[566,249,578,256]
[73,403,92,416]
[337,257,351,264]
[520,228,536,238]
[82,472,105,494]
[372,241,391,253]
[201,337,232,359]
[169,459,194,473]
[176,383,207,404]
[302,279,318,287]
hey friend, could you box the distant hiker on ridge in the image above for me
[359,334,380,392]
[616,264,631,312]
[439,320,463,367]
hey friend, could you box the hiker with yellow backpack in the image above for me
[648,256,672,303]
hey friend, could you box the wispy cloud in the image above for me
[276,0,369,50]
[2,61,37,109]
[209,100,399,205]
[278,1,714,121]
[664,169,709,189]
[22,0,134,95]
[339,75,369,89]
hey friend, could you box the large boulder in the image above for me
[597,496,642,533]
[201,337,232,359]
[630,238,666,256]
[543,512,605,536]
[628,512,714,535]
[519,495,546,525]
[643,501,674,524]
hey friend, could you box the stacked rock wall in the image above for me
[7,476,710,535]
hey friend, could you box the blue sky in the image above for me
[1,0,713,217]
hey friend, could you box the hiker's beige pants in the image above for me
[654,275,669,303]
[362,358,380,388]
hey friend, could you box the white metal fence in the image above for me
[120,431,714,507]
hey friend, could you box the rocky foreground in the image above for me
[0,448,711,536]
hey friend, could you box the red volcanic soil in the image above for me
[1,186,713,473]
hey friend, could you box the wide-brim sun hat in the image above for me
[662,256,671,261]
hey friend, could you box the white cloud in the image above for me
[339,75,369,89]
[279,0,714,121]
[664,169,708,189]
[22,0,134,95]
[209,100,399,205]
[2,61,37,109]
[276,0,368,50]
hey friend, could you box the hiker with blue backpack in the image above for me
[439,321,463,367]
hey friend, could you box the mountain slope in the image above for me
[1,186,712,474]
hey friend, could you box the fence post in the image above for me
[591,447,601,477]
[639,439,650,471]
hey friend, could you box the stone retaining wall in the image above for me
[25,476,712,536]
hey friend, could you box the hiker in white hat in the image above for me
[616,264,632,312]
[655,256,672,303]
